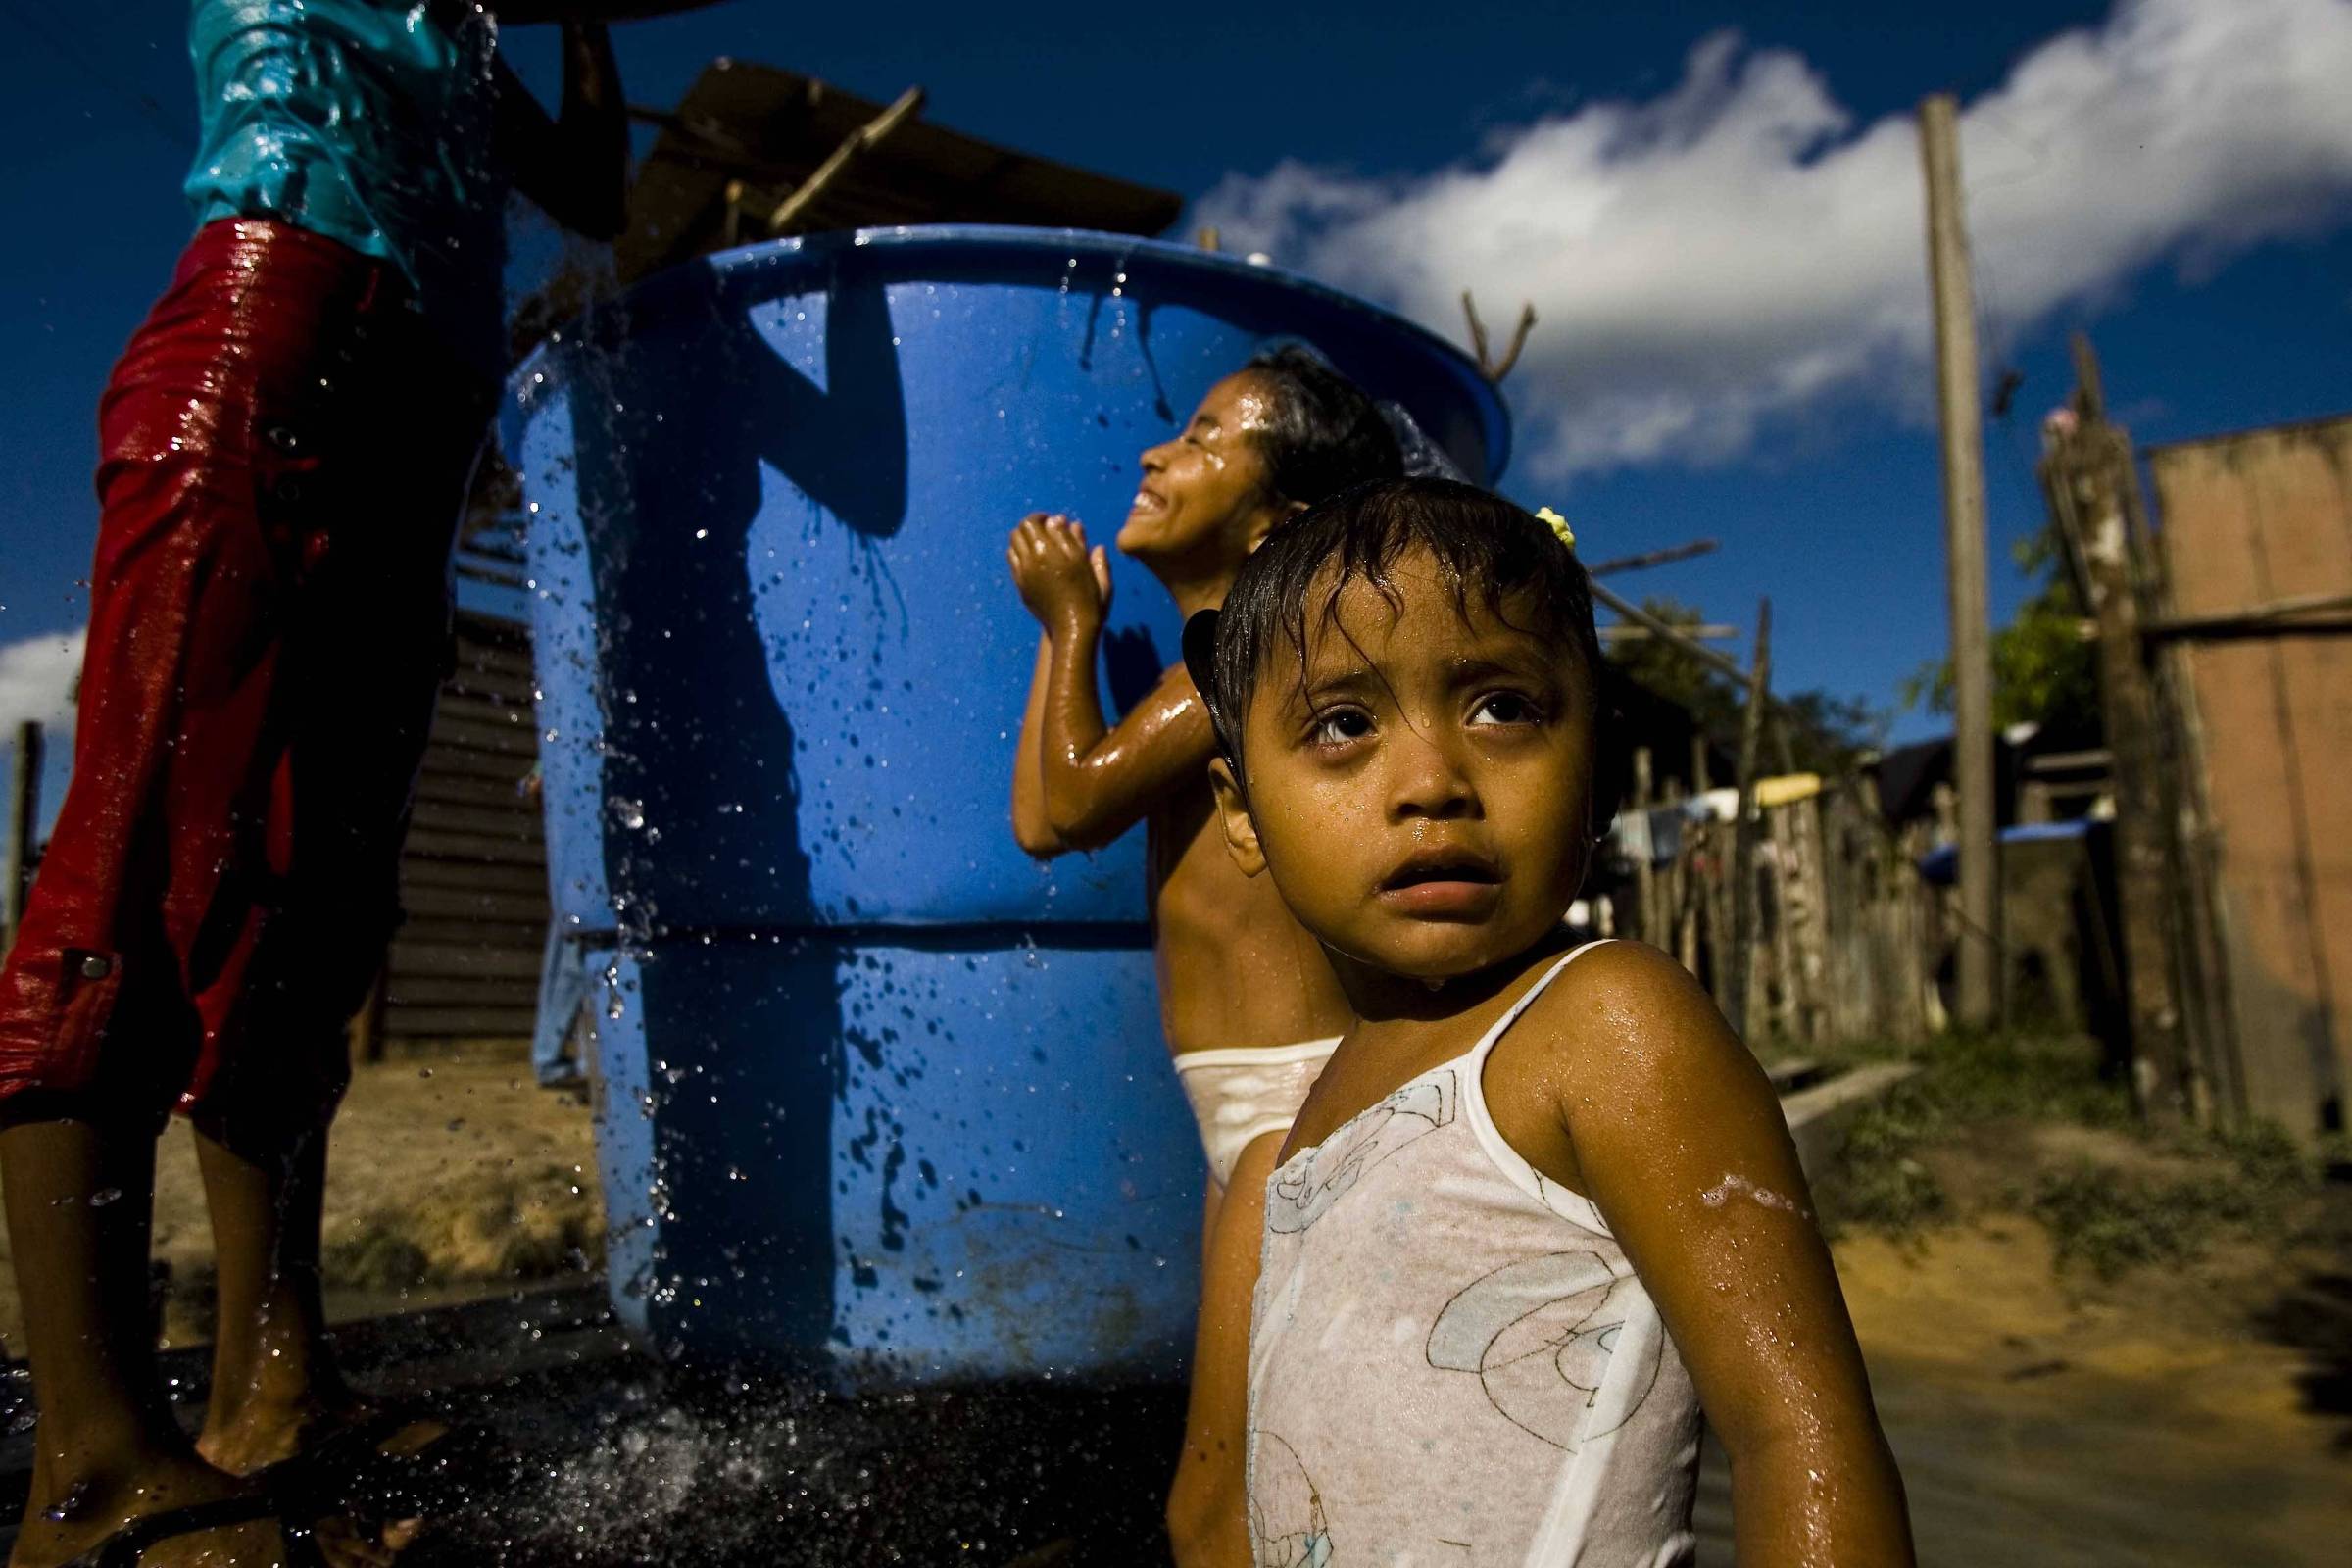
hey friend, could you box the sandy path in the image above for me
[1689,1222,2349,1567]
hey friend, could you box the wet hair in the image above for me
[1238,345,1404,507]
[1183,477,1602,781]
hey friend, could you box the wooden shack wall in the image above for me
[2149,418,2352,1136]
[379,612,547,1046]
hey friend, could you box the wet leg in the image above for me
[192,1126,370,1476]
[1,1120,282,1568]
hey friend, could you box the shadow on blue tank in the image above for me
[505,225,1508,1384]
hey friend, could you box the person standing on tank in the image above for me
[1003,345,1404,1559]
[0,5,627,1564]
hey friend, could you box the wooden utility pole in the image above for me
[2038,334,2193,1122]
[1725,600,1772,1040]
[6,720,43,955]
[1918,94,2000,1029]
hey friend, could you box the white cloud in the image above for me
[1196,0,2352,480]
[0,627,85,744]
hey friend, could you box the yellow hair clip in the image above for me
[1535,506,1575,551]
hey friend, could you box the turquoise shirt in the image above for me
[184,0,507,374]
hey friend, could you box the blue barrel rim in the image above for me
[511,222,1513,482]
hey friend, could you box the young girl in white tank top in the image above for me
[1179,480,1914,1566]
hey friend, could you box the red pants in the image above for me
[0,219,493,1152]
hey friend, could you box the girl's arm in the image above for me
[1011,634,1064,856]
[1165,1132,1285,1568]
[1007,514,1217,852]
[1541,943,1914,1568]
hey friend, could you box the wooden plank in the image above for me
[402,827,549,867]
[2153,434,2337,1133]
[381,975,537,1007]
[417,745,539,783]
[433,691,536,730]
[428,712,540,759]
[2243,426,2352,1123]
[402,858,548,896]
[399,885,550,923]
[414,769,539,809]
[386,942,546,981]
[445,669,538,710]
[397,916,550,950]
[379,1004,536,1038]
[411,799,545,840]
[452,613,531,660]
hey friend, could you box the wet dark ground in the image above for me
[405,1365,1186,1565]
[2,1286,1189,1567]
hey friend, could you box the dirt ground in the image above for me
[1821,1222,2345,1566]
[1759,1091,2352,1568]
[0,1049,602,1354]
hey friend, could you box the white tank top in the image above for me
[1247,943,1702,1566]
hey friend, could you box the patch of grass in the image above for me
[325,1227,434,1292]
[2024,1139,2323,1282]
[321,1164,602,1293]
[1815,1031,2319,1277]
[1822,1077,1950,1234]
[1914,1031,2135,1129]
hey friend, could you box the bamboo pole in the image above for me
[1597,624,1739,645]
[764,85,926,236]
[1585,538,1721,578]
[1919,93,2000,1029]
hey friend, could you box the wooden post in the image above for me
[2039,334,2194,1122]
[1631,746,1658,948]
[5,720,42,956]
[1725,601,1772,1040]
[1919,93,2001,1029]
[1764,712,1830,1043]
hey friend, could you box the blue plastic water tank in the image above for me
[508,226,1507,1380]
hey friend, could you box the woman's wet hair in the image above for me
[1240,345,1404,506]
[1186,476,1602,779]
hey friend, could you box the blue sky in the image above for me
[5,0,2352,822]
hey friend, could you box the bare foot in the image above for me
[195,1385,356,1479]
[10,1449,405,1567]
[198,1391,448,1481]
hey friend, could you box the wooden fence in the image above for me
[1614,766,1943,1054]
[359,610,548,1053]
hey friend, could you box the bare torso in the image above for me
[1148,780,1353,1057]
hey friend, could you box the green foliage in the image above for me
[2022,1160,2288,1282]
[1607,596,1886,772]
[1819,1031,2319,1283]
[1835,1102,1948,1232]
[324,1227,434,1292]
[1903,528,2103,740]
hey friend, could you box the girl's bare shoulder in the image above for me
[1518,939,1749,1085]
